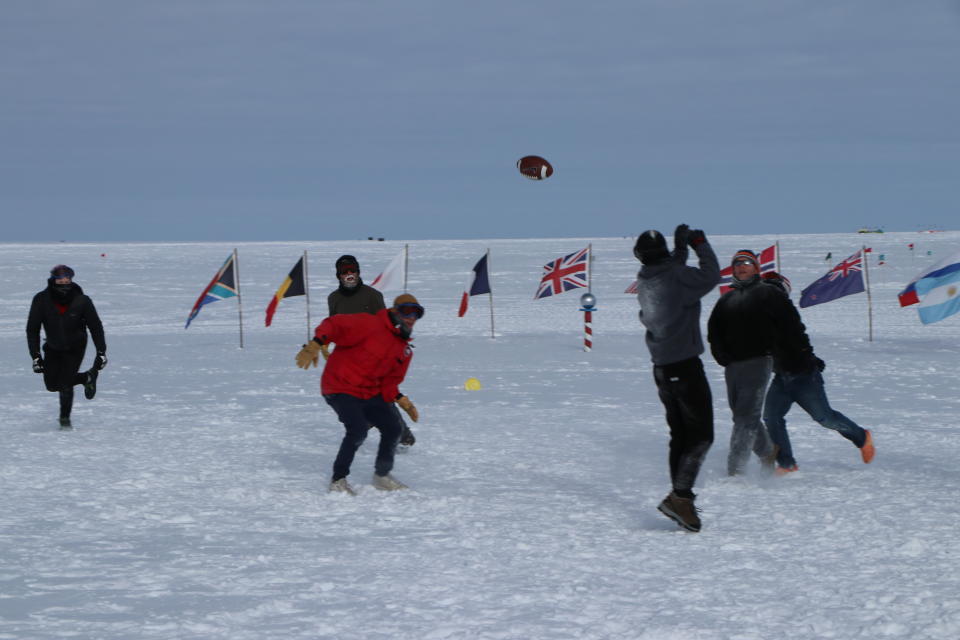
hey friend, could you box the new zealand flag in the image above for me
[799,250,865,308]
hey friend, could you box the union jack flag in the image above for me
[799,250,865,308]
[535,247,590,299]
[718,244,779,294]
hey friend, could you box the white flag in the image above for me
[370,247,406,293]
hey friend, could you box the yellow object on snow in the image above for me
[464,377,482,391]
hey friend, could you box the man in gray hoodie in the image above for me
[634,224,720,532]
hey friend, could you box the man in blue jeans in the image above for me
[761,285,875,474]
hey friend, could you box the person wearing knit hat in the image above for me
[26,265,108,429]
[328,255,385,316]
[296,289,424,494]
[707,250,779,476]
[633,224,719,532]
[325,255,416,448]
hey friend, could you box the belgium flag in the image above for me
[265,256,306,326]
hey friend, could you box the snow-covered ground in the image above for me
[2,231,959,639]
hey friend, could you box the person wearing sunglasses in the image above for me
[707,250,781,476]
[26,264,107,429]
[325,255,416,448]
[327,254,386,316]
[296,293,424,494]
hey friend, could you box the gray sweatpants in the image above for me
[724,356,775,475]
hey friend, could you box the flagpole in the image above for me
[234,248,245,349]
[403,243,409,293]
[485,248,495,339]
[587,243,593,292]
[303,250,312,343]
[862,244,873,342]
[775,241,782,275]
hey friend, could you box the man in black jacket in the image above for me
[759,283,876,474]
[325,255,416,447]
[707,250,780,476]
[26,265,107,428]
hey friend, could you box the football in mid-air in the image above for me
[517,155,553,180]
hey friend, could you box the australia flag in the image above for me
[799,250,865,308]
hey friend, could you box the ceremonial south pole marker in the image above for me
[579,292,596,352]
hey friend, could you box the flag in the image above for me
[898,252,960,325]
[624,280,639,294]
[185,253,238,328]
[458,253,491,317]
[370,248,406,293]
[264,256,306,327]
[799,250,865,308]
[718,245,778,294]
[535,247,590,299]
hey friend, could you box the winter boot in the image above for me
[775,464,799,476]
[329,478,356,495]
[83,369,98,400]
[657,492,701,532]
[860,430,875,464]
[760,445,780,474]
[58,416,72,430]
[372,473,408,491]
[399,425,416,447]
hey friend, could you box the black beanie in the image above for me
[634,231,669,265]
[50,264,75,279]
[335,255,359,275]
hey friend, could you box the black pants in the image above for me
[653,357,714,497]
[42,347,88,419]
[324,393,403,481]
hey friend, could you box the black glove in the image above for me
[814,357,826,372]
[673,224,690,251]
[688,229,707,247]
[32,356,44,374]
[93,352,107,371]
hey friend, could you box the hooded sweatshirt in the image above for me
[636,242,720,366]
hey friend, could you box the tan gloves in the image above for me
[320,343,330,360]
[396,395,419,422]
[296,341,322,369]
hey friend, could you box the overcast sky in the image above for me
[2,1,958,241]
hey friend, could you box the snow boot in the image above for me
[83,369,98,400]
[58,416,72,430]
[657,492,701,532]
[760,445,780,474]
[329,478,356,495]
[860,430,875,464]
[775,464,799,476]
[399,425,416,447]
[372,473,408,491]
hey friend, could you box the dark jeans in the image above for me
[724,356,775,475]
[763,370,868,468]
[653,357,714,497]
[324,393,403,481]
[41,347,89,419]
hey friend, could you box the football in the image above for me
[517,155,553,180]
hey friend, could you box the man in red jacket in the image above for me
[296,293,422,494]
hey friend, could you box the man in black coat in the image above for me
[26,265,107,428]
[325,255,416,447]
[635,224,720,532]
[707,250,780,476]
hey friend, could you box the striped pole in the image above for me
[583,309,593,352]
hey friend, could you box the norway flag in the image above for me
[458,253,492,317]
